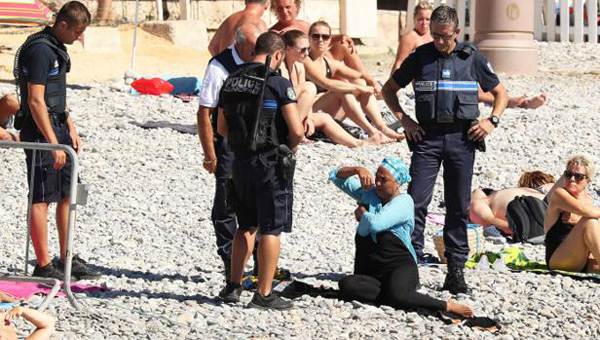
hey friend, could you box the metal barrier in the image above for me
[0,141,84,310]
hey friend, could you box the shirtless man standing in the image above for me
[207,0,269,56]
[469,171,556,234]
[390,1,546,110]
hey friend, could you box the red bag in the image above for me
[131,78,174,95]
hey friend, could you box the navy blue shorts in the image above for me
[20,122,74,204]
[232,152,293,236]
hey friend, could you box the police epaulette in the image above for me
[460,43,477,56]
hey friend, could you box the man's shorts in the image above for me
[232,152,293,236]
[20,121,74,204]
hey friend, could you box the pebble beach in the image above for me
[1,41,600,339]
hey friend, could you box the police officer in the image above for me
[15,1,98,280]
[197,23,262,285]
[217,32,304,309]
[382,5,508,294]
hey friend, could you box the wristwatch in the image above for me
[488,115,500,127]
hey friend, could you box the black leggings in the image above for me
[339,233,447,312]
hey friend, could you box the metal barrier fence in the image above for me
[0,141,84,310]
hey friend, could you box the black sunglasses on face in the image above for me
[311,33,331,41]
[293,46,310,54]
[431,32,455,41]
[564,170,587,182]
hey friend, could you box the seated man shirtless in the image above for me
[207,0,269,56]
[390,1,546,110]
[0,94,20,141]
[269,0,381,98]
[469,171,556,234]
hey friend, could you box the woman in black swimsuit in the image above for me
[544,156,600,274]
[303,21,404,142]
[280,30,384,148]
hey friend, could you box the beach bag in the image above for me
[506,196,547,244]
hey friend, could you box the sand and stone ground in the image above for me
[1,36,600,339]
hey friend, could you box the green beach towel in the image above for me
[466,247,600,282]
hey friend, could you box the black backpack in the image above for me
[506,195,547,244]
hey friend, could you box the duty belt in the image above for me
[421,121,472,133]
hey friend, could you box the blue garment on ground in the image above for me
[329,167,417,263]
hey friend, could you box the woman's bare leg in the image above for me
[311,112,386,147]
[295,82,317,121]
[549,217,600,273]
[355,80,404,140]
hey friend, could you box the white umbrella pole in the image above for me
[127,0,140,77]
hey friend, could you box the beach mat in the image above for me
[0,281,107,300]
[466,247,600,282]
[131,121,197,134]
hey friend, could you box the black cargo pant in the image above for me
[408,123,475,267]
[211,135,237,261]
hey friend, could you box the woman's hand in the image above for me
[562,211,581,225]
[354,204,367,221]
[356,167,374,190]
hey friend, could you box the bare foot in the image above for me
[507,95,527,109]
[447,299,474,318]
[381,126,404,141]
[361,131,385,146]
[523,93,546,109]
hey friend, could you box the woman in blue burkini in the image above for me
[330,158,473,316]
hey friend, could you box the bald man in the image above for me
[208,0,269,56]
[198,23,263,284]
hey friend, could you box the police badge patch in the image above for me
[286,87,297,101]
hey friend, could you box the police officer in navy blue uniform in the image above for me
[382,5,508,294]
[217,32,304,310]
[15,1,98,280]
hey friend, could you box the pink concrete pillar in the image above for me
[474,0,538,74]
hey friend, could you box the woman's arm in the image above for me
[357,195,413,236]
[4,307,55,340]
[551,187,600,219]
[329,166,373,202]
[304,57,370,94]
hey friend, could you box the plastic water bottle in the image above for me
[477,254,490,270]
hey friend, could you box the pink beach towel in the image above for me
[0,281,107,300]
[426,213,445,226]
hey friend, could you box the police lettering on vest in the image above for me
[219,62,295,152]
[393,42,499,125]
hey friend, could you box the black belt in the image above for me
[49,113,67,125]
[421,121,472,133]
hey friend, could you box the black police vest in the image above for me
[15,27,70,118]
[210,47,243,132]
[412,42,480,124]
[220,63,285,152]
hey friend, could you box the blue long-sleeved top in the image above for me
[329,167,417,263]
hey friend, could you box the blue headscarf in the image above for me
[380,157,411,186]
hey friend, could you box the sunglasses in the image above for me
[293,46,310,54]
[431,32,456,41]
[311,33,331,41]
[564,170,588,182]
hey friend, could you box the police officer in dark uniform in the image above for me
[196,23,262,285]
[15,1,98,280]
[382,5,508,294]
[217,32,304,309]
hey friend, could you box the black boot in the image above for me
[442,264,470,295]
